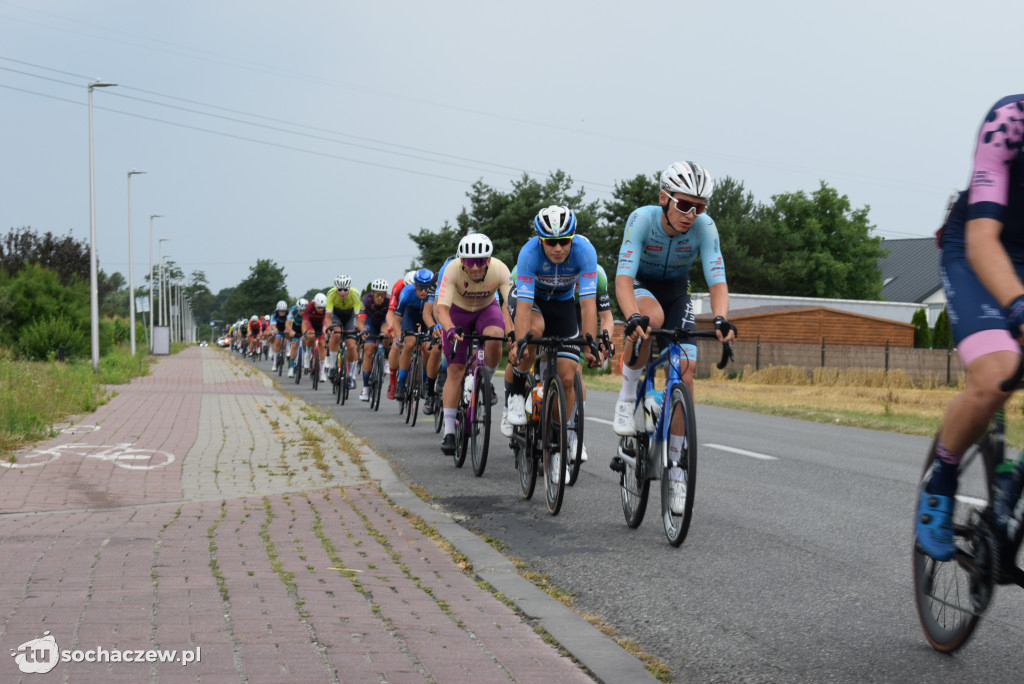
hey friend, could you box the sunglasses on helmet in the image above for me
[665,194,707,215]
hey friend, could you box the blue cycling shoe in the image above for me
[916,489,955,561]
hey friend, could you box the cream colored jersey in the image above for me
[436,258,512,312]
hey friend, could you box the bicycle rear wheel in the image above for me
[542,375,568,515]
[453,405,468,468]
[567,371,584,487]
[662,383,698,547]
[407,354,422,426]
[516,423,537,500]
[913,436,995,653]
[470,375,491,477]
[433,370,446,433]
[620,434,650,528]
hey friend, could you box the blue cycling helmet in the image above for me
[413,268,434,286]
[534,205,577,239]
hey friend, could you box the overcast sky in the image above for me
[2,0,1021,309]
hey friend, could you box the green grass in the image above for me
[0,343,153,456]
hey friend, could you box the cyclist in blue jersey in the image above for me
[505,206,603,476]
[612,161,736,511]
[284,298,308,378]
[917,95,1024,561]
[393,268,441,403]
[269,300,290,368]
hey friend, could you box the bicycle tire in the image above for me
[913,435,995,653]
[662,383,698,547]
[620,434,650,528]
[342,356,350,403]
[470,374,491,477]
[517,422,537,499]
[311,353,320,391]
[453,405,468,468]
[370,352,384,411]
[433,371,446,433]
[567,371,584,487]
[276,350,284,376]
[407,354,421,426]
[542,375,568,515]
[294,347,303,384]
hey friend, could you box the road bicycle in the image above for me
[510,332,600,515]
[433,366,447,433]
[449,331,506,477]
[274,334,288,376]
[293,340,305,385]
[912,359,1024,652]
[300,332,324,391]
[611,325,734,546]
[397,330,436,427]
[367,335,388,411]
[3,442,175,470]
[330,329,361,406]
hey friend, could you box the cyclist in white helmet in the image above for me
[325,274,363,389]
[357,278,392,401]
[285,298,308,377]
[434,233,513,456]
[610,161,736,514]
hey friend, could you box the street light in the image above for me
[148,214,163,351]
[158,239,169,327]
[88,79,117,371]
[126,169,146,355]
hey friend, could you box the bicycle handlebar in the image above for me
[449,328,507,360]
[514,331,602,361]
[618,325,735,370]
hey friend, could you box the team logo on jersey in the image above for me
[518,276,534,284]
[646,245,663,252]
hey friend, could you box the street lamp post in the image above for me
[148,214,163,351]
[126,169,146,355]
[157,239,169,327]
[88,79,117,371]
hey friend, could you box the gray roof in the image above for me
[879,238,942,303]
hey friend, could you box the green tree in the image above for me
[594,172,660,281]
[0,227,90,286]
[911,308,933,348]
[932,308,953,349]
[410,170,600,274]
[183,270,216,328]
[222,260,289,321]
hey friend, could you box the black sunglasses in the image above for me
[541,237,573,247]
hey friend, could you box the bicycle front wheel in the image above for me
[662,383,698,547]
[470,374,491,477]
[311,354,320,391]
[542,375,568,515]
[370,353,384,411]
[517,423,537,500]
[567,371,584,487]
[913,436,995,653]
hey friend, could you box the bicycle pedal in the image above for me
[609,456,626,473]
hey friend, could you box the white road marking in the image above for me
[704,444,778,461]
[587,417,615,426]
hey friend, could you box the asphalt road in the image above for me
[270,359,1024,683]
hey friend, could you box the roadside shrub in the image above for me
[912,308,932,348]
[17,314,88,360]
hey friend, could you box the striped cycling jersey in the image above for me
[514,235,598,303]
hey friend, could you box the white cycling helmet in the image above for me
[660,161,714,199]
[535,205,577,239]
[297,298,308,309]
[276,300,287,311]
[371,278,389,292]
[457,233,493,259]
[333,274,352,290]
[250,315,258,322]
[404,270,417,286]
[313,293,327,308]
[263,314,270,321]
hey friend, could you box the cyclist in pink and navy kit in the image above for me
[917,95,1024,560]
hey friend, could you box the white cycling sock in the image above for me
[444,408,457,435]
[618,365,642,402]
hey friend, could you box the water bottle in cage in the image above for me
[643,388,664,433]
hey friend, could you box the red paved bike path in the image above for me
[0,348,632,683]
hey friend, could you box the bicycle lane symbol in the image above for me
[1,442,176,470]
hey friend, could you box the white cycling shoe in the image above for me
[507,394,527,426]
[500,408,513,438]
[612,400,636,436]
